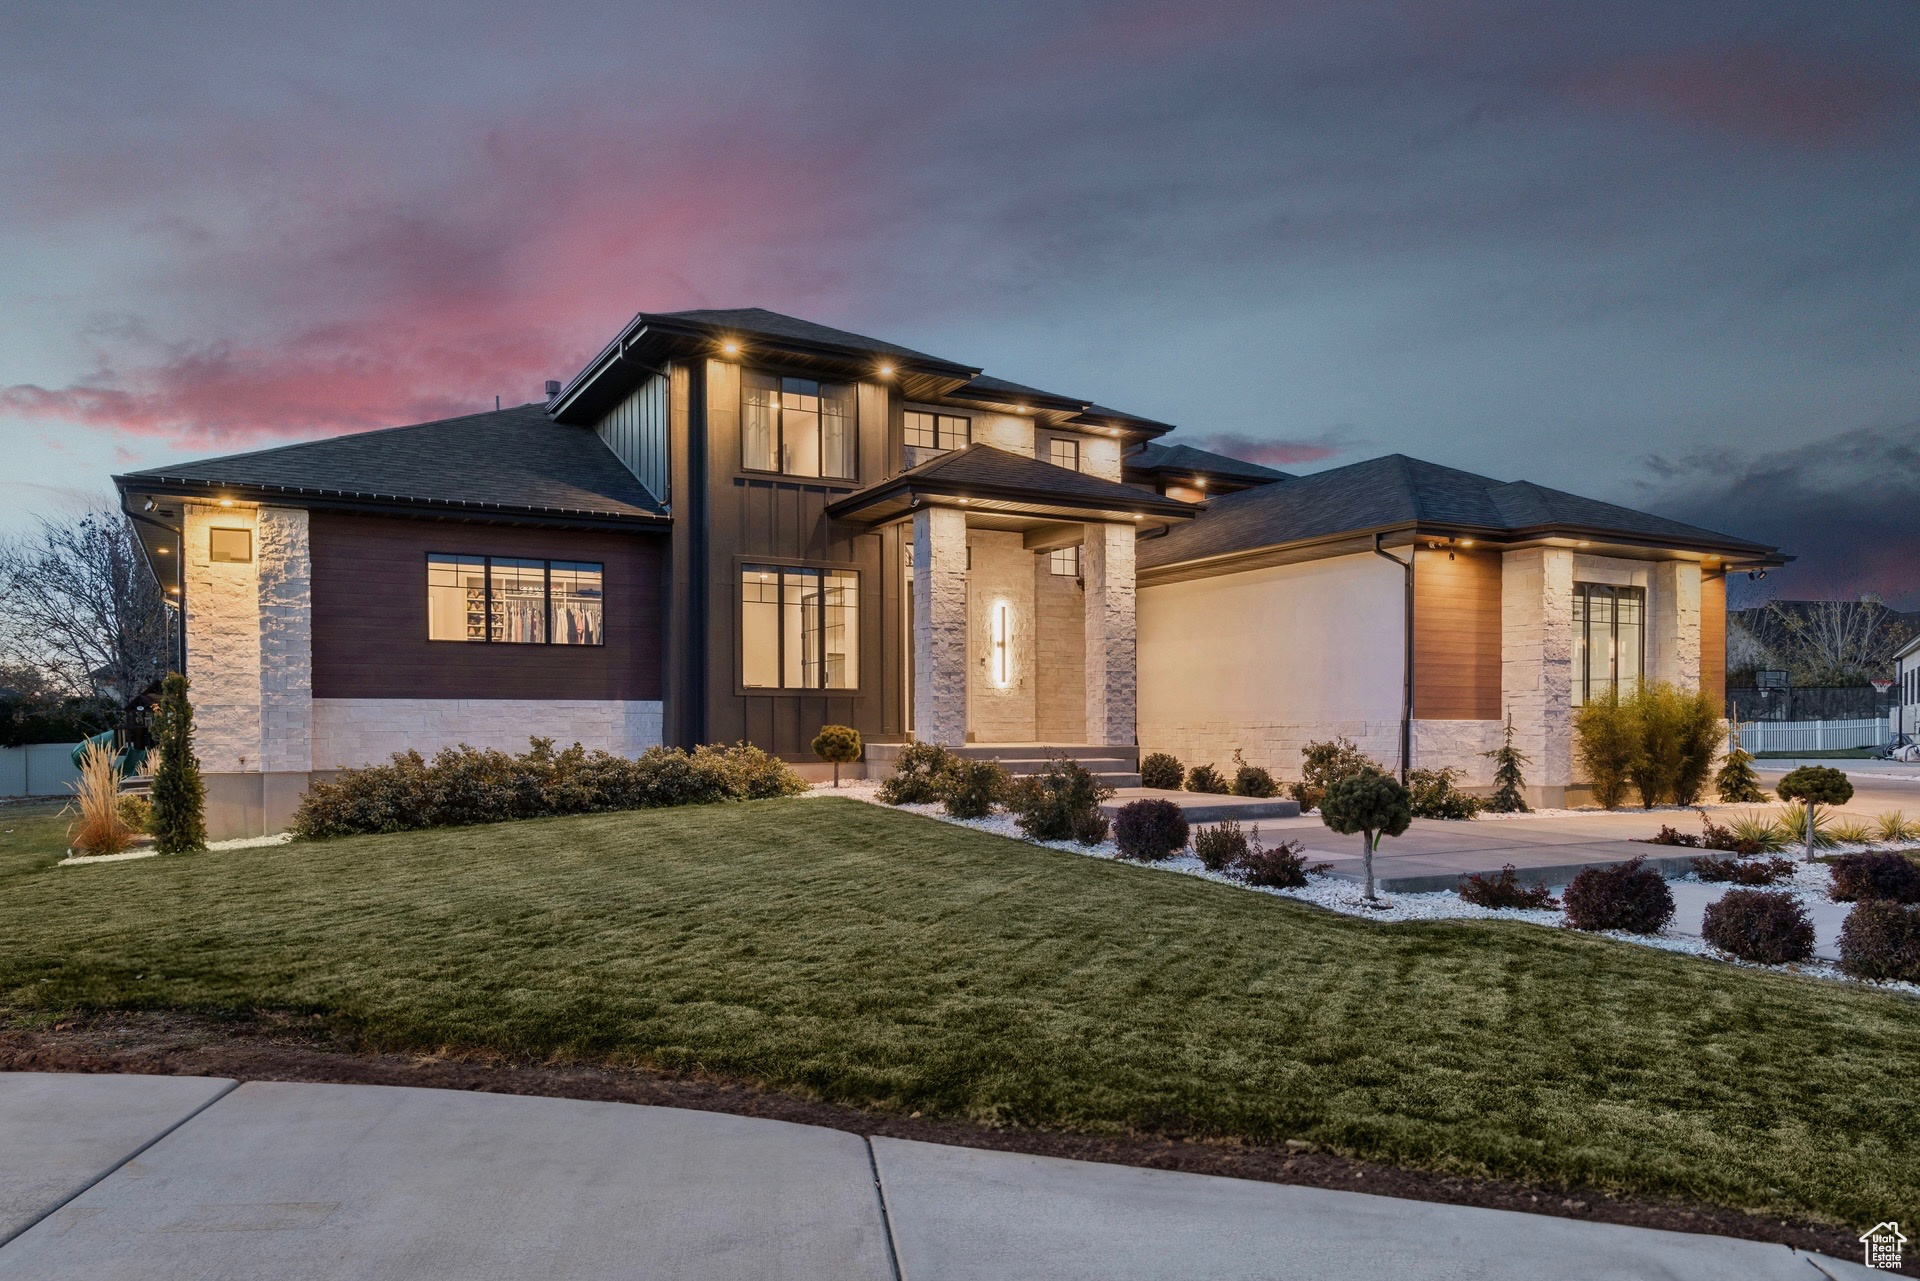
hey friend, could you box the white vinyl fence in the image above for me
[1735,717,1889,755]
[0,742,83,798]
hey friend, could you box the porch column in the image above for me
[1501,547,1574,804]
[1083,521,1137,747]
[1649,560,1702,691]
[913,505,969,746]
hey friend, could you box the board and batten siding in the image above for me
[596,373,671,505]
[1412,547,1503,720]
[307,511,666,702]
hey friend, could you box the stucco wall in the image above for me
[1137,552,1404,778]
[966,530,1037,741]
[312,698,664,770]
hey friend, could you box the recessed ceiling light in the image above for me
[721,341,740,355]
[219,498,235,507]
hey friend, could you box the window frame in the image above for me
[1048,545,1080,577]
[738,560,861,693]
[1571,582,1645,705]
[1048,436,1082,472]
[425,553,606,647]
[740,371,859,481]
[904,409,971,453]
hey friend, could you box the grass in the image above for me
[1,796,1916,1228]
[1755,748,1873,759]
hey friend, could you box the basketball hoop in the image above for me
[1872,679,1894,695]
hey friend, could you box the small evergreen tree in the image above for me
[1483,718,1530,813]
[1320,771,1412,904]
[810,724,861,788]
[1714,725,1767,804]
[149,672,206,854]
[1776,765,1852,862]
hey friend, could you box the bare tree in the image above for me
[0,508,173,707]
[1764,598,1913,685]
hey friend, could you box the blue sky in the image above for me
[2,0,1916,603]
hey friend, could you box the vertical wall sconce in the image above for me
[991,600,1011,687]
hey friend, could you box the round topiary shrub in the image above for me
[1186,763,1230,794]
[1563,857,1675,934]
[1828,852,1920,904]
[878,742,961,805]
[1837,900,1920,983]
[1113,798,1190,861]
[1231,751,1277,798]
[810,724,862,787]
[1139,752,1185,791]
[1701,889,1815,964]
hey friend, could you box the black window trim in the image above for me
[739,369,859,483]
[737,558,861,694]
[1572,581,1645,705]
[425,552,606,646]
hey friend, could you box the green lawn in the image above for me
[1,796,1915,1227]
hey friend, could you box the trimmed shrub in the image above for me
[115,792,152,834]
[941,759,1007,820]
[1192,820,1248,872]
[1185,763,1230,794]
[1644,824,1701,848]
[1837,900,1920,982]
[1407,767,1481,820]
[1459,864,1558,910]
[811,724,862,787]
[1699,816,1761,855]
[1290,737,1381,813]
[292,739,807,839]
[1828,851,1920,904]
[1230,751,1278,798]
[1702,889,1815,964]
[1693,855,1796,886]
[1139,752,1185,791]
[149,672,206,854]
[1715,747,1767,804]
[1234,831,1317,888]
[1563,857,1675,934]
[1778,766,1854,860]
[878,742,962,805]
[1573,691,1637,810]
[1007,757,1113,845]
[1482,720,1530,813]
[1113,799,1189,861]
[1320,771,1412,902]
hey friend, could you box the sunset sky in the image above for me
[3,0,1916,604]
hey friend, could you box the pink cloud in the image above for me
[1192,432,1346,467]
[1575,46,1916,145]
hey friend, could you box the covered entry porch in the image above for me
[825,444,1196,750]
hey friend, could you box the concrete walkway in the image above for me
[0,1074,1875,1279]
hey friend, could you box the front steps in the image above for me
[865,743,1141,789]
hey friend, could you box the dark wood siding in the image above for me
[1700,570,1726,713]
[1412,547,1502,720]
[309,511,665,701]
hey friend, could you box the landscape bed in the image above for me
[1,795,1916,1232]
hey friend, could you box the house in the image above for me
[1895,632,1920,745]
[113,308,1783,835]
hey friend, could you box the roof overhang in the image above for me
[1138,520,1788,587]
[549,313,983,424]
[825,473,1198,530]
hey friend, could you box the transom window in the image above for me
[1048,437,1082,471]
[905,410,970,452]
[741,565,859,690]
[427,555,604,645]
[743,373,856,479]
[1572,583,1643,705]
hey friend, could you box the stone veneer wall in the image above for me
[1502,547,1574,801]
[912,505,969,746]
[1083,522,1137,747]
[1033,551,1085,741]
[312,699,664,770]
[965,530,1037,742]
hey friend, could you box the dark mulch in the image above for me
[0,1010,1885,1271]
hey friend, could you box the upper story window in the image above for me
[741,565,858,690]
[743,373,855,479]
[1048,437,1082,471]
[905,410,970,452]
[427,554,604,645]
[1572,583,1643,706]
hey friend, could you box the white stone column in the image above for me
[182,501,263,774]
[256,507,313,773]
[1649,560,1702,691]
[1501,547,1574,802]
[1083,521,1137,747]
[912,505,969,746]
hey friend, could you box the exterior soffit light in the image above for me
[721,341,740,355]
[1577,540,1592,547]
[155,546,170,554]
[218,498,235,507]
[878,363,894,376]
[1459,539,1474,547]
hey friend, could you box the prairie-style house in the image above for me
[114,309,1783,836]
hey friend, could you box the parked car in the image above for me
[1872,733,1915,761]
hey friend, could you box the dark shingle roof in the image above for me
[1127,442,1292,484]
[826,443,1198,523]
[652,308,965,367]
[116,404,666,521]
[1139,453,1778,570]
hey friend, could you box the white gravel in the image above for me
[814,781,1920,996]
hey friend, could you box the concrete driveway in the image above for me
[0,1073,1877,1279]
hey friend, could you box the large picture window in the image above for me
[741,565,858,690]
[905,410,970,452]
[427,555,604,645]
[1573,583,1643,705]
[743,373,856,479]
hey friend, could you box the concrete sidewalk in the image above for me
[0,1073,1876,1279]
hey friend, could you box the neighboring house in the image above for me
[113,307,1783,834]
[1896,633,1920,744]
